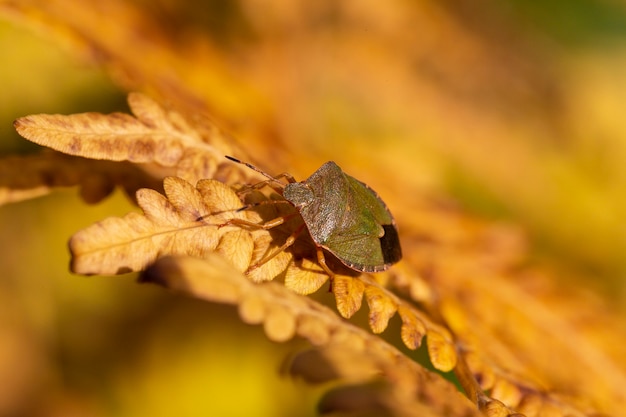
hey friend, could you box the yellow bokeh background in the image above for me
[2,1,626,415]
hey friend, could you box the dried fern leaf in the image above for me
[0,151,162,205]
[426,329,457,372]
[333,274,365,319]
[14,93,247,185]
[143,255,352,351]
[140,254,338,344]
[283,258,330,295]
[247,246,293,283]
[363,285,397,334]
[70,177,258,274]
[320,267,458,371]
[15,111,183,164]
[397,304,427,350]
[70,176,306,283]
[340,272,459,371]
[142,255,483,417]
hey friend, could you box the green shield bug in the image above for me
[223,156,402,279]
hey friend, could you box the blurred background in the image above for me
[2,0,626,415]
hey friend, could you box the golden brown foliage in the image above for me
[141,255,481,417]
[2,1,626,416]
[37,103,456,369]
[8,92,626,417]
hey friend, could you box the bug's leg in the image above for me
[218,212,297,230]
[316,248,336,292]
[247,223,306,272]
[235,199,292,212]
[236,172,296,195]
[275,172,297,183]
[235,179,285,196]
[195,201,293,223]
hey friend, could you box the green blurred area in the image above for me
[3,1,626,415]
[507,0,626,45]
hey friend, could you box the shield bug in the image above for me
[223,156,402,278]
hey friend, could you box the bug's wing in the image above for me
[322,175,401,271]
[322,230,389,271]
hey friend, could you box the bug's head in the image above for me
[283,182,314,208]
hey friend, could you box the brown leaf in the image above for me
[333,275,365,319]
[214,229,254,273]
[140,254,348,345]
[70,177,255,274]
[246,243,293,283]
[15,111,184,164]
[0,151,162,205]
[426,329,457,372]
[397,304,427,350]
[364,285,398,334]
[142,255,482,417]
[283,258,330,295]
[139,250,242,305]
[13,93,244,186]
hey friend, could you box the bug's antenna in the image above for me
[225,155,284,186]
